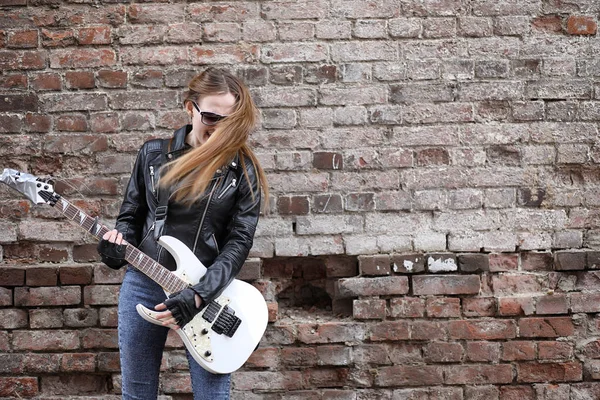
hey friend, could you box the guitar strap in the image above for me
[153,139,170,240]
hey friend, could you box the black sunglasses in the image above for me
[191,101,227,126]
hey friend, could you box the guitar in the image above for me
[0,168,268,374]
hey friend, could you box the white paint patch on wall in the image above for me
[427,256,457,272]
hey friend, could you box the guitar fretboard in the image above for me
[56,197,188,293]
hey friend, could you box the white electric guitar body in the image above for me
[0,168,268,374]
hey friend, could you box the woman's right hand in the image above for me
[97,229,128,270]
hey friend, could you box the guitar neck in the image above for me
[55,196,188,293]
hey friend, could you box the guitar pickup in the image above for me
[202,301,221,323]
[212,306,241,338]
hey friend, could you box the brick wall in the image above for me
[1,0,600,398]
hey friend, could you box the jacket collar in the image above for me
[167,125,240,171]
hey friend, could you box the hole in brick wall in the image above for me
[263,256,357,320]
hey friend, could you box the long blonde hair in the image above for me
[159,68,268,208]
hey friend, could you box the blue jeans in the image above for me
[118,268,231,400]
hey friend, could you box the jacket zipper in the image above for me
[217,178,237,199]
[192,179,220,253]
[211,233,220,255]
[138,222,155,248]
[149,166,156,197]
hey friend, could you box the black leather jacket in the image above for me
[115,125,261,305]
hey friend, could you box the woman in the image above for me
[97,68,268,399]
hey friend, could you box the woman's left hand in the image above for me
[155,288,203,330]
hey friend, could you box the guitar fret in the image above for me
[52,198,186,294]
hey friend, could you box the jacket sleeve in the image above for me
[191,162,261,305]
[114,146,148,248]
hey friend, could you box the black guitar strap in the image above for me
[153,139,170,240]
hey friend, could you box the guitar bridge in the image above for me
[212,306,241,338]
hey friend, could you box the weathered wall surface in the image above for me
[1,0,600,399]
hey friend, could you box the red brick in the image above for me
[389,297,425,318]
[499,296,535,316]
[246,347,279,369]
[416,148,450,166]
[13,330,80,351]
[517,361,582,382]
[554,251,586,271]
[64,308,98,328]
[411,321,447,340]
[26,266,59,286]
[492,274,545,296]
[345,192,375,211]
[22,353,61,374]
[535,294,568,314]
[0,73,27,89]
[313,152,343,170]
[0,50,46,70]
[99,307,118,327]
[0,287,11,306]
[0,114,21,132]
[65,71,95,89]
[522,251,553,271]
[0,377,38,398]
[315,345,351,366]
[465,341,500,362]
[519,317,574,338]
[445,364,513,384]
[98,352,120,372]
[0,309,28,329]
[90,112,120,133]
[40,375,107,396]
[61,353,97,372]
[298,322,366,344]
[306,368,350,388]
[7,29,38,48]
[368,320,410,342]
[353,299,386,320]
[31,72,61,90]
[337,276,408,297]
[538,341,573,360]
[358,254,391,276]
[231,371,304,391]
[281,347,318,366]
[25,113,51,132]
[391,254,426,273]
[45,134,108,153]
[97,69,128,88]
[571,292,600,313]
[313,193,343,213]
[567,15,597,35]
[532,16,563,33]
[60,265,93,285]
[50,48,116,68]
[0,267,25,286]
[81,328,118,349]
[462,297,496,317]
[424,342,463,363]
[84,285,120,306]
[41,29,75,47]
[132,69,163,88]
[500,386,535,400]
[55,114,88,131]
[426,297,461,318]
[413,275,480,295]
[15,286,81,306]
[29,308,64,329]
[0,93,38,112]
[448,319,516,340]
[375,365,443,386]
[277,195,310,215]
[38,246,69,263]
[489,252,518,272]
[77,26,112,45]
[502,341,536,361]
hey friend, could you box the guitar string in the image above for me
[56,197,188,293]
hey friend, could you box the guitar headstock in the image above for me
[0,168,59,205]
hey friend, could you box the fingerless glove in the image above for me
[97,239,127,270]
